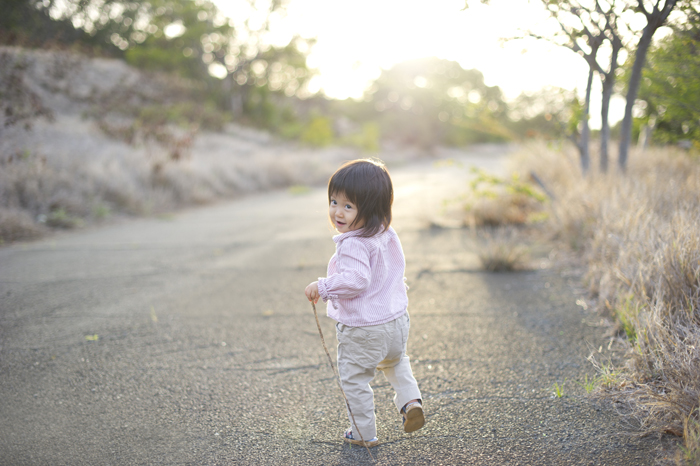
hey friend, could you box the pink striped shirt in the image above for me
[318,226,409,327]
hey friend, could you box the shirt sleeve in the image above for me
[318,238,371,302]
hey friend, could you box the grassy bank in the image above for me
[0,117,354,244]
[510,142,700,464]
[0,47,433,246]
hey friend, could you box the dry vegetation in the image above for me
[459,166,546,271]
[0,47,383,244]
[510,141,700,464]
[474,226,530,272]
[0,140,340,244]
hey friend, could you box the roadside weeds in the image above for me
[498,141,700,465]
[435,141,698,464]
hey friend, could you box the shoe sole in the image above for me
[403,406,425,433]
[344,437,379,447]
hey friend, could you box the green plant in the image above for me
[465,167,547,227]
[46,208,81,229]
[288,185,310,196]
[575,374,598,394]
[341,122,381,152]
[593,362,619,389]
[278,121,304,140]
[613,294,639,342]
[92,203,111,219]
[551,379,566,398]
[300,116,334,147]
[680,411,700,466]
[469,167,548,203]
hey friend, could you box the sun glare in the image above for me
[270,0,585,97]
[214,0,626,127]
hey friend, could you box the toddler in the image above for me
[305,159,424,447]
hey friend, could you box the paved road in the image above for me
[0,147,669,465]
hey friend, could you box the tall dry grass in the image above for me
[475,226,530,272]
[0,130,347,243]
[512,141,700,464]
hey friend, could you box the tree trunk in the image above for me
[599,79,612,173]
[579,66,593,174]
[599,39,621,173]
[618,0,678,171]
[618,27,655,171]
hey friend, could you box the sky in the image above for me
[216,0,631,128]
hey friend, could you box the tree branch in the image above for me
[638,0,652,19]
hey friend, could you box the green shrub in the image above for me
[300,116,334,147]
[341,122,380,152]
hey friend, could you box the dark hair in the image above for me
[328,159,393,237]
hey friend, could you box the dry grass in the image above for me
[464,167,547,228]
[475,226,530,272]
[468,193,538,227]
[512,141,700,463]
[450,167,542,273]
[459,167,544,273]
[0,48,368,244]
[0,47,434,245]
[0,208,45,243]
[681,413,700,465]
[0,132,348,244]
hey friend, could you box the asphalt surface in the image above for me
[0,148,671,465]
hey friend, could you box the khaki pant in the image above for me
[336,312,422,440]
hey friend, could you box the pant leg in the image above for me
[377,312,422,412]
[336,323,384,440]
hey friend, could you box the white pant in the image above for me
[336,312,422,440]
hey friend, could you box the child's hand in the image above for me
[305,281,320,304]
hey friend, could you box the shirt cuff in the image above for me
[317,278,335,302]
[318,277,329,303]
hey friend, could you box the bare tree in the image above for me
[595,0,627,172]
[618,0,679,171]
[520,1,634,173]
[525,1,614,174]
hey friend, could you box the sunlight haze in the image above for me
[216,0,625,128]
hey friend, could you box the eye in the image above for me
[330,199,337,205]
[345,204,353,210]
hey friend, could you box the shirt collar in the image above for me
[332,228,366,243]
[332,226,388,243]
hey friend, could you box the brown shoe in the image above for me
[402,402,425,433]
[343,429,379,447]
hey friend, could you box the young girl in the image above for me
[305,159,424,447]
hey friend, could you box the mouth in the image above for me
[335,220,346,227]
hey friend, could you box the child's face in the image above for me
[329,192,364,233]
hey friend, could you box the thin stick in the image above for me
[311,301,376,461]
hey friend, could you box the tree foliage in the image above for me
[507,87,584,140]
[4,0,314,124]
[618,0,680,169]
[363,57,510,149]
[633,4,700,147]
[0,0,120,52]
